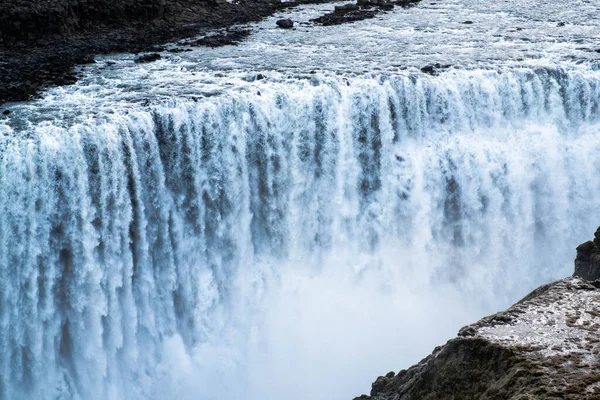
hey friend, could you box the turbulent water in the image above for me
[2,1,600,399]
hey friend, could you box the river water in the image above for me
[1,1,600,399]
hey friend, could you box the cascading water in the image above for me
[2,0,600,398]
[2,67,600,399]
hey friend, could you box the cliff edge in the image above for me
[356,230,600,400]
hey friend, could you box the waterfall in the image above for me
[1,67,600,399]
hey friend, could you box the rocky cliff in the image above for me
[356,231,600,400]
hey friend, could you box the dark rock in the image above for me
[256,73,266,80]
[573,227,600,281]
[335,3,359,11]
[166,48,192,53]
[313,0,421,27]
[593,226,600,247]
[420,65,436,74]
[2,109,10,115]
[463,20,474,24]
[312,8,377,26]
[134,53,162,63]
[385,371,395,379]
[80,54,95,64]
[420,63,451,75]
[370,376,390,396]
[557,21,566,27]
[189,29,251,48]
[276,18,294,29]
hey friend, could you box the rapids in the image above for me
[1,1,600,399]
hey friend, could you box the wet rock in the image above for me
[420,63,451,75]
[313,0,420,27]
[420,65,436,74]
[2,109,10,115]
[335,3,359,11]
[463,20,474,24]
[276,18,294,29]
[312,8,377,26]
[189,29,251,48]
[134,53,162,63]
[166,48,190,53]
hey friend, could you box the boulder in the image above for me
[276,18,294,29]
[420,65,436,74]
[134,53,162,63]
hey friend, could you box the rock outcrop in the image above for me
[355,229,600,400]
[574,227,600,281]
[311,0,420,26]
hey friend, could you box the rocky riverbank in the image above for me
[355,230,600,400]
[0,0,319,104]
[0,0,431,105]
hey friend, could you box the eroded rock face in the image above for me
[574,227,600,281]
[354,241,600,400]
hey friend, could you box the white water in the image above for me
[2,1,600,399]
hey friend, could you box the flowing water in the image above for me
[1,0,600,399]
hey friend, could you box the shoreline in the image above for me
[0,0,335,105]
